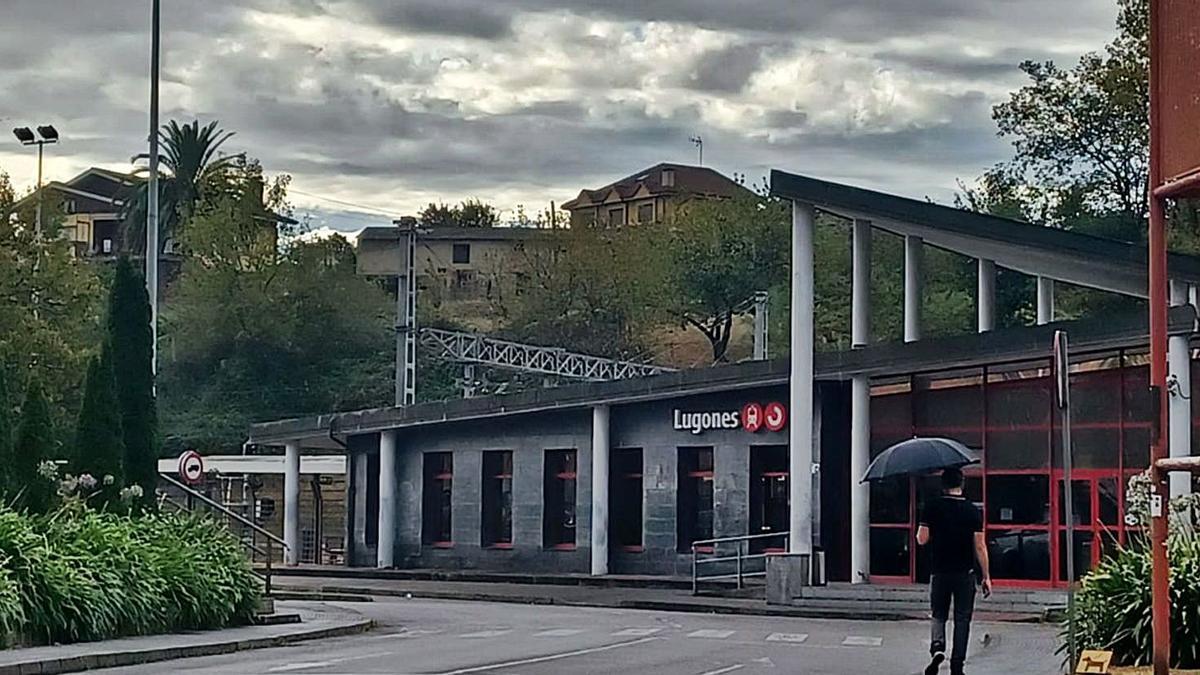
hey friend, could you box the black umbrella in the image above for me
[860,437,979,483]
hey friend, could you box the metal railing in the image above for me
[691,531,789,594]
[158,473,288,595]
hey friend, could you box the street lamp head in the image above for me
[36,125,59,142]
[12,127,35,144]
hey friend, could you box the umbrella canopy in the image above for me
[860,437,979,483]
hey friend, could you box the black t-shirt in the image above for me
[919,495,983,576]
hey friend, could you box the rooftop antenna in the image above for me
[689,135,703,166]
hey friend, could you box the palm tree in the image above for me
[123,120,240,254]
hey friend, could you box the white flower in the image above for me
[77,474,98,490]
[102,474,115,486]
[119,484,145,503]
[37,461,59,481]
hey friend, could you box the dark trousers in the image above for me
[930,571,976,668]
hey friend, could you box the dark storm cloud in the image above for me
[364,0,514,39]
[683,43,773,94]
[875,47,1069,80]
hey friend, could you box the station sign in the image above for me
[672,401,787,435]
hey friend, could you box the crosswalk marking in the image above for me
[688,629,736,639]
[842,636,883,647]
[765,632,809,643]
[612,628,664,637]
[460,629,513,638]
[533,628,586,637]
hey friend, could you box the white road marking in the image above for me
[612,627,664,637]
[765,632,809,643]
[687,629,736,639]
[533,628,586,637]
[268,663,332,673]
[459,629,513,638]
[842,636,884,647]
[435,636,660,674]
[696,665,745,675]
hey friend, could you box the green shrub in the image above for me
[1067,532,1200,668]
[0,505,259,647]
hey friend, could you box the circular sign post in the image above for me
[741,402,764,432]
[177,450,204,485]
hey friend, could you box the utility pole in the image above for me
[394,220,418,406]
[147,0,161,376]
[753,291,769,360]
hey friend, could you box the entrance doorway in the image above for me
[750,445,789,553]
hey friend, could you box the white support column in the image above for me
[377,430,398,568]
[590,405,610,576]
[283,442,300,566]
[903,235,923,342]
[1037,276,1055,325]
[789,201,815,556]
[850,219,871,583]
[977,259,996,333]
[1169,281,1193,500]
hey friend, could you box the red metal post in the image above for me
[1148,2,1171,673]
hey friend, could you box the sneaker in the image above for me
[924,652,945,675]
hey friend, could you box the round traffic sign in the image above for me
[178,450,204,485]
[764,401,788,432]
[741,402,764,432]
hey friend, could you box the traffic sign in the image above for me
[764,401,787,432]
[177,450,204,485]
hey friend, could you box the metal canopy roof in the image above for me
[770,169,1200,297]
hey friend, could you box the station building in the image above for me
[250,170,1200,590]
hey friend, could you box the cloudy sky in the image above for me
[0,0,1119,234]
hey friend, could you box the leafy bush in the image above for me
[0,505,259,647]
[1068,533,1200,668]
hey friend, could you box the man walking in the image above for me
[916,467,991,675]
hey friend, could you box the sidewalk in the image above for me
[273,574,1055,623]
[0,601,372,675]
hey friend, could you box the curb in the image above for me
[270,591,375,603]
[0,617,374,675]
[279,583,1045,623]
[271,568,706,591]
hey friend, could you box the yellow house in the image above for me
[561,163,751,228]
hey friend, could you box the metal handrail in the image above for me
[159,474,285,546]
[691,531,789,594]
[158,473,287,595]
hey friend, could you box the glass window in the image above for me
[543,450,577,549]
[988,530,1051,581]
[677,447,714,551]
[1058,530,1094,583]
[1057,479,1092,527]
[1123,365,1152,469]
[870,392,912,457]
[986,475,1050,525]
[637,203,654,223]
[452,243,471,264]
[870,528,911,577]
[608,207,625,226]
[986,377,1051,470]
[1056,428,1120,470]
[482,451,513,547]
[422,453,453,545]
[870,477,909,524]
[611,449,643,550]
[913,378,983,447]
[1098,478,1120,526]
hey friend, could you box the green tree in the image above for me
[107,258,157,506]
[502,225,670,360]
[124,120,241,254]
[0,170,105,435]
[991,0,1148,239]
[157,168,392,450]
[12,378,55,512]
[71,346,124,503]
[666,194,790,362]
[0,364,13,497]
[418,199,500,228]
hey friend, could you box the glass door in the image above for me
[1054,473,1122,585]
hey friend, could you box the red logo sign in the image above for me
[741,402,764,432]
[764,401,787,432]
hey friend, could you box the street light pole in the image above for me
[11,125,58,238]
[147,0,161,376]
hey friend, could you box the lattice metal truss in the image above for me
[419,328,676,382]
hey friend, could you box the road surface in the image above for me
[101,598,1060,674]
